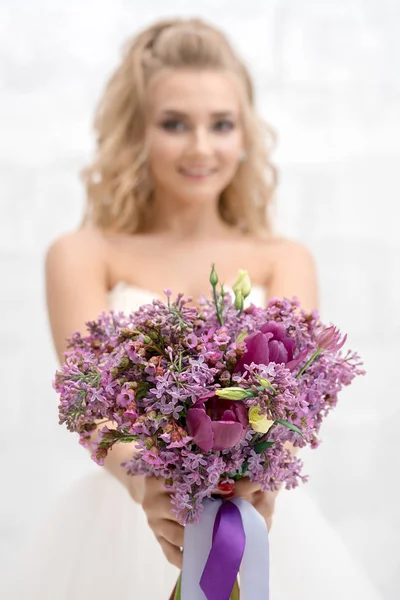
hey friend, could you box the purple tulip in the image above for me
[235,321,307,373]
[316,326,347,353]
[186,396,248,452]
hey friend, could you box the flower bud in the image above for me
[209,264,219,286]
[120,328,136,338]
[219,370,231,385]
[234,290,244,312]
[257,376,277,393]
[248,405,274,433]
[232,269,252,299]
[171,430,182,442]
[118,356,130,369]
[215,386,253,400]
[316,326,347,353]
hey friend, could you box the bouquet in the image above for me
[55,266,365,600]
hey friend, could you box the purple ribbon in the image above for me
[200,501,246,600]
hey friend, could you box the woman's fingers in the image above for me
[142,480,176,519]
[252,490,276,531]
[141,476,185,569]
[158,536,183,569]
[233,477,262,498]
[159,519,185,548]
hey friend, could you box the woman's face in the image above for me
[145,69,244,206]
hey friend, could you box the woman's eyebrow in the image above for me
[159,109,237,118]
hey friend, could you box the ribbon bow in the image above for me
[180,497,269,600]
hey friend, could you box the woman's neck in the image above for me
[143,194,240,241]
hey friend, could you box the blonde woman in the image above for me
[9,17,381,600]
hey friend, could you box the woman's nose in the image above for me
[187,127,213,156]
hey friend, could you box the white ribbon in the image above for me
[181,497,269,600]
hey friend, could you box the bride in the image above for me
[7,17,382,599]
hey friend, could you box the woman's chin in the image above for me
[172,188,222,205]
[177,180,227,202]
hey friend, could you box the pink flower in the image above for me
[316,326,347,353]
[186,397,248,452]
[234,321,306,372]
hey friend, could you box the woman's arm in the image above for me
[267,238,320,314]
[234,239,320,526]
[45,229,145,503]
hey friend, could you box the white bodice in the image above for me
[107,281,268,313]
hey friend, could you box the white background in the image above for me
[0,1,398,597]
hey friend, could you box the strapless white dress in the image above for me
[4,283,382,599]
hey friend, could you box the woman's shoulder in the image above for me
[46,227,108,261]
[44,227,110,283]
[256,233,316,260]
[249,233,315,263]
[253,234,317,285]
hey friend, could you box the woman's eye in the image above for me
[213,120,235,132]
[160,120,187,132]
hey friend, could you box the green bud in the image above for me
[232,269,252,299]
[234,290,244,311]
[215,386,254,400]
[258,376,273,387]
[257,375,278,394]
[209,264,219,287]
[118,357,130,369]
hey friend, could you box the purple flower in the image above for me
[316,326,347,353]
[186,333,199,349]
[116,389,135,408]
[235,321,306,373]
[186,396,248,452]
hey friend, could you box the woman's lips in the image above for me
[179,167,217,180]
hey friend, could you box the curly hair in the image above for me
[80,17,278,235]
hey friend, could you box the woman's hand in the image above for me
[219,478,278,532]
[140,476,184,569]
[133,474,276,571]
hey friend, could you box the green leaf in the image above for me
[275,419,303,437]
[232,461,249,480]
[173,572,182,600]
[254,440,275,453]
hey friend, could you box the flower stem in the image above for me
[212,284,224,326]
[172,571,182,600]
[230,578,240,600]
[296,349,321,378]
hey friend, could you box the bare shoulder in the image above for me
[45,228,110,363]
[269,236,317,266]
[45,228,107,266]
[262,236,319,313]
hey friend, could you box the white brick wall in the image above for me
[1,1,399,597]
